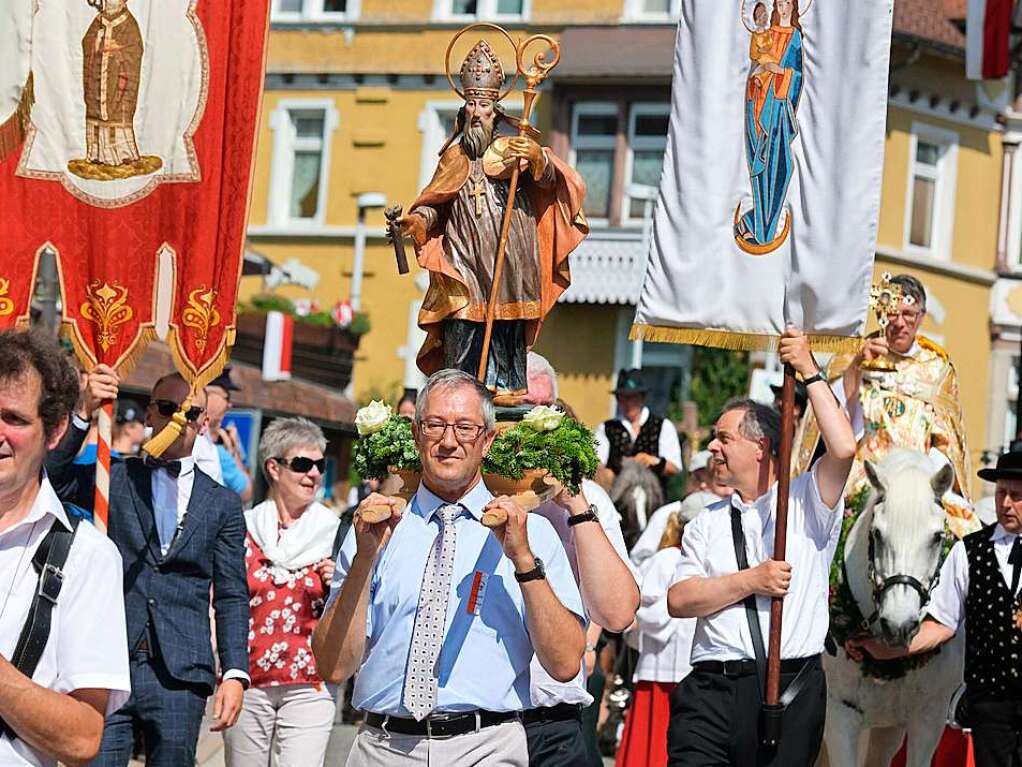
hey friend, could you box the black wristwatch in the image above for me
[802,371,825,386]
[514,557,546,583]
[567,504,600,527]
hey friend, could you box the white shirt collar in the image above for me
[414,477,493,522]
[618,406,650,428]
[6,474,73,537]
[729,482,778,518]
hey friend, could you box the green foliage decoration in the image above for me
[352,416,421,481]
[689,347,751,432]
[482,417,599,495]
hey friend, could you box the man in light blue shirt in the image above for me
[313,370,586,766]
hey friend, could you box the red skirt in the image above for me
[616,680,677,767]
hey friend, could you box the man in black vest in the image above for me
[594,369,681,487]
[848,450,1022,767]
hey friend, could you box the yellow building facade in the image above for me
[244,1,1013,498]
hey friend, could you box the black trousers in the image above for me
[971,699,1022,767]
[667,659,826,767]
[443,319,526,394]
[525,705,589,767]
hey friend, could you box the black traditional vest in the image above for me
[963,526,1022,701]
[603,415,664,475]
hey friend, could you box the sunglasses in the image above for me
[272,456,326,474]
[151,399,205,423]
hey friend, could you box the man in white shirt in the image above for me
[666,328,856,766]
[0,329,130,767]
[522,352,640,765]
[594,369,682,489]
[48,370,249,767]
[847,450,1022,767]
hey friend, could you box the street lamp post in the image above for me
[351,192,387,312]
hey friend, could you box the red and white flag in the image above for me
[967,0,1014,80]
[262,310,293,382]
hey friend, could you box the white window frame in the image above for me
[903,122,958,261]
[270,0,360,23]
[622,0,681,23]
[1005,149,1022,273]
[432,0,530,21]
[570,102,619,228]
[416,99,524,190]
[622,102,670,226]
[267,99,340,229]
[1005,355,1020,450]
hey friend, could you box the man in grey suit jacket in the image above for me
[48,368,249,767]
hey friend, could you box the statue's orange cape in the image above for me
[410,137,589,375]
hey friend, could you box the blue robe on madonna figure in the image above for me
[736,11,804,252]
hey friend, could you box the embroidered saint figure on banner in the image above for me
[734,0,809,255]
[15,0,206,208]
[67,0,162,181]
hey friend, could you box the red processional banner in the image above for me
[0,0,269,387]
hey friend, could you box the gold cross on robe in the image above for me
[470,178,485,217]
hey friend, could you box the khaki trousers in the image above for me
[222,683,336,767]
[345,720,528,767]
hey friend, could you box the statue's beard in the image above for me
[462,121,494,160]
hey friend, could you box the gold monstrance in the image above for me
[866,272,913,372]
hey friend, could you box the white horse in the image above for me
[823,450,964,767]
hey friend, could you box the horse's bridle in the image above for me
[862,499,948,628]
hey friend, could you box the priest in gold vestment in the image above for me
[795,274,978,536]
[398,40,588,403]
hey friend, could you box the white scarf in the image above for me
[245,499,339,584]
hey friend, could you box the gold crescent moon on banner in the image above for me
[444,22,520,101]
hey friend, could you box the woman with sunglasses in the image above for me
[223,417,340,767]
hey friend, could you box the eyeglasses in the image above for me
[419,420,487,442]
[151,399,205,423]
[272,456,326,474]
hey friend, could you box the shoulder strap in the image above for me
[730,506,768,702]
[0,511,80,741]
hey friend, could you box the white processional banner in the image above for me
[631,0,894,352]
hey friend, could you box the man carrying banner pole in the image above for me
[627,0,895,763]
[665,331,854,764]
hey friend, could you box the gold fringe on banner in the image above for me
[0,73,34,162]
[629,324,865,355]
[143,328,234,458]
[61,324,158,381]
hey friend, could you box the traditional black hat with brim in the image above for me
[978,451,1022,482]
[116,398,144,425]
[612,369,648,396]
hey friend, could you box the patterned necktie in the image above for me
[403,504,460,721]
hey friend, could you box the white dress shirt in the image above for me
[528,479,636,708]
[193,432,224,484]
[635,547,695,683]
[673,466,842,663]
[927,524,1020,631]
[594,407,683,470]
[0,477,131,767]
[630,491,722,568]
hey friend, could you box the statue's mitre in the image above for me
[460,40,504,100]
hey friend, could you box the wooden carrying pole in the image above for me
[763,363,796,736]
[476,35,560,383]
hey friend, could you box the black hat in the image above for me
[116,398,144,425]
[978,451,1022,482]
[207,365,240,392]
[770,380,809,411]
[612,369,648,396]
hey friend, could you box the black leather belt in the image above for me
[522,702,583,724]
[364,710,518,738]
[692,654,820,678]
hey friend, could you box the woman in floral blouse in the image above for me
[223,417,340,767]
